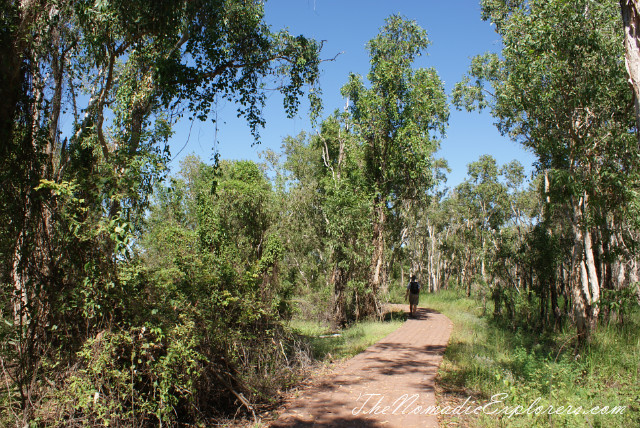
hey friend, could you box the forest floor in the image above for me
[269,306,453,428]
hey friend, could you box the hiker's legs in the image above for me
[408,293,419,317]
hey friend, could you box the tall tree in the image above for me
[275,120,372,325]
[0,0,321,421]
[454,0,639,341]
[341,15,449,315]
[620,0,640,133]
[315,114,372,324]
[457,155,508,284]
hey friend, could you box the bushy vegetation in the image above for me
[0,0,321,425]
[2,0,640,426]
[426,289,639,427]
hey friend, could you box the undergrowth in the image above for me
[423,289,640,428]
[288,313,405,361]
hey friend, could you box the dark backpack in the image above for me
[409,281,419,294]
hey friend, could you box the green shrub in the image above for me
[37,320,202,427]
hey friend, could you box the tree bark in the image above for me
[620,0,640,135]
[428,223,436,292]
[366,201,385,317]
[570,195,600,342]
[332,262,348,327]
[583,226,600,321]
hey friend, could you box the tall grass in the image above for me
[288,317,404,361]
[422,289,640,428]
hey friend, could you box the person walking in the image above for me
[405,275,420,318]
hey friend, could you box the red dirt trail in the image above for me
[271,307,453,428]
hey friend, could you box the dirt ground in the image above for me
[269,306,453,428]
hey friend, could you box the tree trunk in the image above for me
[481,235,486,283]
[332,263,348,327]
[12,223,29,328]
[630,259,640,302]
[465,265,471,297]
[570,195,600,342]
[550,275,561,329]
[621,0,640,135]
[366,201,385,317]
[428,224,436,292]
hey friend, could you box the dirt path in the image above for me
[271,307,453,428]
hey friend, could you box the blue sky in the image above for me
[168,0,537,187]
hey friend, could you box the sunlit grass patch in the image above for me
[288,318,404,361]
[421,288,640,428]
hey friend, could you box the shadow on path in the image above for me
[271,307,453,428]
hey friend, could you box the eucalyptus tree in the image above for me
[313,113,372,324]
[341,15,449,315]
[620,0,640,132]
[0,0,322,420]
[454,0,639,340]
[275,118,373,325]
[458,155,508,284]
[277,132,330,296]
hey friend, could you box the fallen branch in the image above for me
[212,369,257,424]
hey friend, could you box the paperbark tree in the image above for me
[454,0,639,342]
[341,15,449,316]
[621,0,640,133]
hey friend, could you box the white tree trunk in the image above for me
[621,0,640,133]
[570,195,600,337]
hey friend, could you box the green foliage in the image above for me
[44,322,203,426]
[134,156,303,418]
[2,0,324,423]
[275,126,373,324]
[342,15,448,201]
[453,0,640,340]
[17,154,317,425]
[600,286,639,323]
